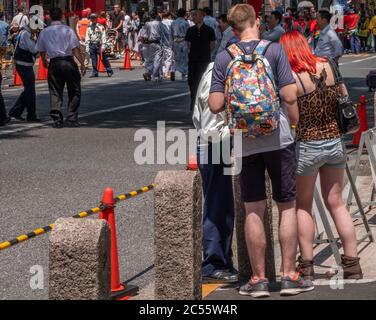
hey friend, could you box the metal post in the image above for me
[314,187,342,266]
[346,164,374,243]
[347,132,366,207]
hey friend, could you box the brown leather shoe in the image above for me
[341,255,363,280]
[297,256,315,280]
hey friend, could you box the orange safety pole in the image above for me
[352,95,369,146]
[99,187,138,300]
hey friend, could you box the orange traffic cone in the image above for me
[37,56,48,80]
[97,51,106,73]
[352,95,369,146]
[187,154,198,171]
[11,67,23,87]
[99,188,139,300]
[121,46,133,70]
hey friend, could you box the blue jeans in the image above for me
[350,34,360,54]
[197,141,235,276]
[89,44,112,75]
[8,64,36,119]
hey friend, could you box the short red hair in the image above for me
[280,31,326,74]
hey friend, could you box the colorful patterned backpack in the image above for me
[225,40,280,138]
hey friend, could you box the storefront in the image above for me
[1,0,30,20]
[27,0,106,13]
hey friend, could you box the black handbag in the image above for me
[328,58,359,135]
[336,96,359,135]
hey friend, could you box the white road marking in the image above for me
[339,55,376,66]
[79,92,189,118]
[312,278,376,286]
[3,77,142,92]
[0,92,189,136]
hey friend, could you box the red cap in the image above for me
[81,10,89,18]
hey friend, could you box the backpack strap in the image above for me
[253,39,272,56]
[226,43,245,59]
[252,39,278,93]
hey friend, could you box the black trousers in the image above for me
[8,64,36,120]
[188,61,209,110]
[48,58,81,122]
[0,75,7,124]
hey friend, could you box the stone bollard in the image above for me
[154,170,202,300]
[49,217,111,300]
[233,173,276,283]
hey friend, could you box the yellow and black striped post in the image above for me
[0,184,155,251]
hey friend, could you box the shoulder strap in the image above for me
[14,32,23,54]
[253,39,272,56]
[226,43,245,60]
[15,29,25,47]
[295,73,307,94]
[327,57,343,85]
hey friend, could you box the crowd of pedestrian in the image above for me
[2,3,376,127]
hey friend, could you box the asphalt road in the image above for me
[0,53,375,300]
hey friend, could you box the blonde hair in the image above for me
[228,4,256,32]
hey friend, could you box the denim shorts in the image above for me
[296,138,347,176]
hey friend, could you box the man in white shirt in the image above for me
[162,11,174,80]
[11,6,29,30]
[36,8,85,128]
[192,62,238,284]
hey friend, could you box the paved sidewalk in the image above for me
[205,281,376,300]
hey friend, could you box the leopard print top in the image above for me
[296,68,341,141]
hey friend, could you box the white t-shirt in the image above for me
[12,13,29,29]
[123,14,131,33]
[36,21,80,59]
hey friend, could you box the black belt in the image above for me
[50,56,74,63]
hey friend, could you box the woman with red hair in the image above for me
[280,31,363,281]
